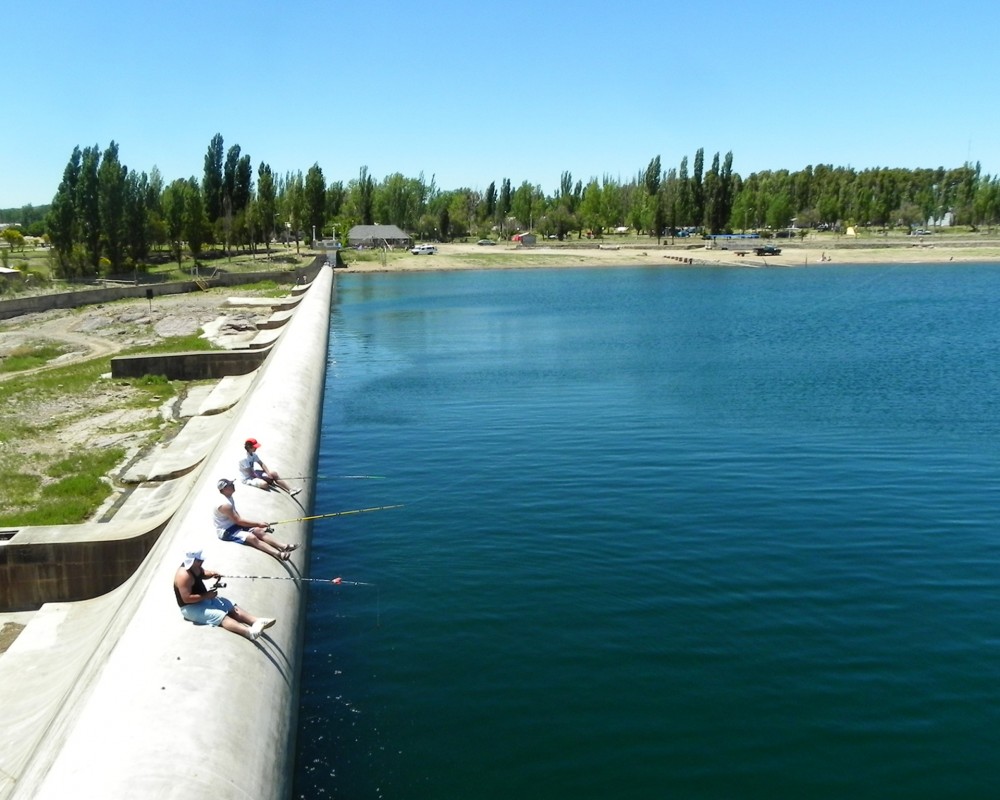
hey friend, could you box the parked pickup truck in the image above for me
[754,245,782,256]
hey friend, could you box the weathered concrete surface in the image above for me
[193,372,259,416]
[0,265,334,800]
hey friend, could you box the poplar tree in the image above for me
[354,165,375,225]
[498,178,512,233]
[48,146,82,276]
[98,141,127,272]
[691,148,705,229]
[124,170,149,267]
[484,181,497,221]
[76,145,102,273]
[257,162,276,256]
[304,163,327,241]
[184,178,207,261]
[162,179,187,267]
[203,133,225,223]
[285,170,305,253]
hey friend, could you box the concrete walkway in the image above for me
[0,264,334,800]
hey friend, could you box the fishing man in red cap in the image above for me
[239,437,301,496]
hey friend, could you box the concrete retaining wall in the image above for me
[110,347,270,379]
[0,259,325,321]
[0,264,335,800]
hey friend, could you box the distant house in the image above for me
[927,210,954,228]
[511,232,537,245]
[0,266,23,282]
[347,225,412,248]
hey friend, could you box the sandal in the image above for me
[283,543,299,553]
[279,550,291,562]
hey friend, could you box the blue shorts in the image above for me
[180,597,236,627]
[218,524,250,544]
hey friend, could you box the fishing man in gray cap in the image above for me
[214,477,298,562]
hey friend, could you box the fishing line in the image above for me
[221,574,373,585]
[222,575,380,625]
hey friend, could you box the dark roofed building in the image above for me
[348,225,412,248]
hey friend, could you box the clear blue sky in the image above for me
[4,0,998,208]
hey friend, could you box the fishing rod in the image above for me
[219,575,374,586]
[268,504,403,526]
[282,475,385,481]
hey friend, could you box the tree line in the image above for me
[19,133,1000,277]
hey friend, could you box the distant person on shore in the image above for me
[239,438,301,496]
[214,478,298,562]
[173,549,276,641]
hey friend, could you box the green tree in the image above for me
[304,163,327,242]
[765,191,794,230]
[203,133,225,223]
[284,170,305,253]
[47,146,82,276]
[2,228,25,252]
[497,178,512,235]
[483,181,497,221]
[98,141,127,272]
[579,178,603,237]
[327,180,346,228]
[677,156,694,228]
[662,167,679,239]
[691,148,705,229]
[233,152,254,213]
[184,178,208,263]
[76,145,102,274]
[347,165,376,226]
[438,205,451,241]
[644,156,661,197]
[124,170,149,267]
[375,172,426,231]
[145,166,167,252]
[644,156,665,240]
[162,179,187,267]
[511,181,542,231]
[257,162,276,256]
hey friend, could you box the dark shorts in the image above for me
[218,524,250,544]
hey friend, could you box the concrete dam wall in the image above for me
[0,263,335,799]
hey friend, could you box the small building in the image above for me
[347,225,412,249]
[511,232,537,245]
[927,210,954,228]
[0,266,23,282]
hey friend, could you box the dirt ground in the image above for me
[0,289,275,488]
[341,237,1000,272]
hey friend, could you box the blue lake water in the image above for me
[295,263,1000,799]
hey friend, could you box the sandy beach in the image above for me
[340,235,1000,273]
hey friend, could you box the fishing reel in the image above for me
[211,580,227,590]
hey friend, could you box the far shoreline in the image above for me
[340,237,1000,273]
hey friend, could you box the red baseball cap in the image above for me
[245,438,260,448]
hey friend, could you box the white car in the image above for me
[411,244,437,255]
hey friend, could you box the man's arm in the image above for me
[175,570,216,604]
[220,502,267,530]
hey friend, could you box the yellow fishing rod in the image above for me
[268,503,403,526]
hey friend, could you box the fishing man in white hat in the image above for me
[173,548,276,641]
